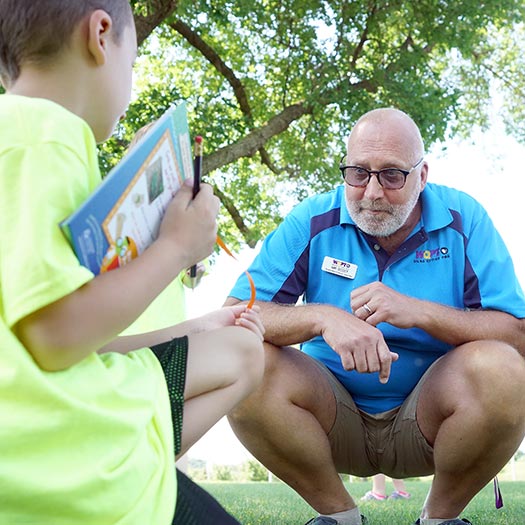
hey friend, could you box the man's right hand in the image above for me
[320,308,398,384]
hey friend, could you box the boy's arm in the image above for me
[15,183,219,371]
[99,304,264,355]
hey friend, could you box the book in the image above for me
[60,102,193,275]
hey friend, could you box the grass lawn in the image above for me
[201,479,525,524]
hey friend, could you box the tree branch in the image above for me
[170,19,281,174]
[472,51,525,100]
[203,103,311,173]
[133,0,179,46]
[350,5,377,69]
[170,19,254,124]
[212,185,257,248]
[201,75,380,175]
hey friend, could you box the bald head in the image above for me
[342,108,428,239]
[347,108,424,166]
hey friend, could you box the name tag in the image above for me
[321,256,357,279]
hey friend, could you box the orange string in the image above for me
[216,235,256,309]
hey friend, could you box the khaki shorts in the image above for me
[310,357,436,478]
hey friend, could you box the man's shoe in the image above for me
[361,490,387,501]
[414,518,472,525]
[389,490,411,500]
[304,514,369,524]
[438,521,472,525]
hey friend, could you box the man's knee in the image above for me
[418,341,525,442]
[229,345,335,427]
[258,343,309,388]
[449,340,525,418]
[457,341,525,386]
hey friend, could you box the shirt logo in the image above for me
[322,256,358,279]
[414,247,450,263]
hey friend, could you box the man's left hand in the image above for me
[350,281,421,329]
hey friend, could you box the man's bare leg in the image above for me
[417,341,525,519]
[228,343,355,515]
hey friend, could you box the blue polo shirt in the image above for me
[229,183,525,413]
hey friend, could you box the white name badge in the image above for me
[321,256,358,279]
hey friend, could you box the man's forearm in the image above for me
[414,301,525,355]
[224,297,337,347]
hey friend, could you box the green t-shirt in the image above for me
[0,95,176,524]
[123,259,210,336]
[122,274,187,335]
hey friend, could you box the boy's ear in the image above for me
[87,10,114,66]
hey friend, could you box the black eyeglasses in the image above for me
[339,157,424,190]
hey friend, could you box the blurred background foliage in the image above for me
[19,0,525,249]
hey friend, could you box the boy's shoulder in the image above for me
[0,93,76,119]
[0,94,94,151]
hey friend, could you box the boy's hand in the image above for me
[199,305,265,341]
[157,182,219,269]
[233,305,265,341]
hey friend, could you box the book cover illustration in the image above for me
[61,102,193,275]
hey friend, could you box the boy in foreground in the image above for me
[0,1,264,524]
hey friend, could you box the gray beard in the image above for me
[345,187,421,238]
